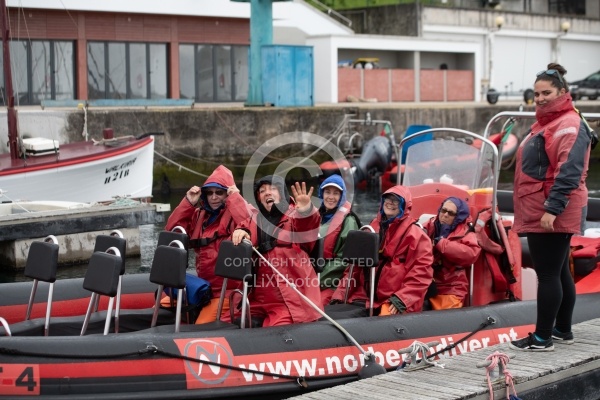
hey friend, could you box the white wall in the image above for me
[561,39,600,80]
[308,34,480,103]
[494,36,551,93]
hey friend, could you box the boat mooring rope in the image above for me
[428,316,496,359]
[0,318,497,386]
[0,344,364,388]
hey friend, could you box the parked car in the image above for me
[570,70,600,100]
[353,58,380,69]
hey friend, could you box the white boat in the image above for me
[0,199,91,216]
[0,2,155,203]
[0,135,155,203]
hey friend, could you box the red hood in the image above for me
[202,165,235,189]
[381,185,413,216]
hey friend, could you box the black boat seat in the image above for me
[150,242,188,332]
[175,240,254,332]
[311,236,325,273]
[216,240,254,328]
[23,235,59,336]
[108,230,192,333]
[157,226,190,250]
[81,250,122,335]
[340,229,379,316]
[93,230,127,332]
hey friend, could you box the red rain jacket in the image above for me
[331,185,433,313]
[423,217,480,301]
[513,93,590,234]
[238,203,323,327]
[165,165,252,295]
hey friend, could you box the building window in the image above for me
[179,44,248,102]
[548,0,585,15]
[0,40,74,106]
[87,41,167,100]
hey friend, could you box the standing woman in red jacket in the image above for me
[510,63,592,352]
[165,165,253,324]
[423,197,481,310]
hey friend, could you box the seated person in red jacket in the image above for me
[231,176,323,327]
[330,185,433,315]
[165,165,252,323]
[422,197,481,310]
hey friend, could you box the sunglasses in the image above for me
[536,69,565,87]
[440,207,457,217]
[204,189,226,196]
[383,197,400,206]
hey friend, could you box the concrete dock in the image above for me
[289,318,600,400]
[0,200,170,269]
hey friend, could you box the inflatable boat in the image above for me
[319,121,519,192]
[1,128,600,399]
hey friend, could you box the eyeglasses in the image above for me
[440,207,457,217]
[537,69,565,87]
[204,189,226,196]
[383,197,400,206]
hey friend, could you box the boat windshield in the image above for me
[402,137,496,190]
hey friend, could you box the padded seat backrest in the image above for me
[215,240,253,282]
[310,236,325,273]
[150,245,187,289]
[342,230,379,268]
[83,252,122,297]
[24,241,59,282]
[157,231,190,250]
[93,235,127,275]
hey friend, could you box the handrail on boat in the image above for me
[483,111,600,139]
[397,128,501,240]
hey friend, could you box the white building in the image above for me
[5,0,600,104]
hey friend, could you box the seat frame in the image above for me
[92,230,126,333]
[81,247,122,336]
[25,235,59,336]
[150,239,188,332]
[341,227,379,316]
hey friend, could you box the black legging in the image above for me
[527,232,575,340]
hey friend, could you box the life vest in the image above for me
[322,201,354,259]
[474,208,517,295]
[189,208,233,248]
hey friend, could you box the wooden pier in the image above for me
[289,318,600,400]
[0,201,169,269]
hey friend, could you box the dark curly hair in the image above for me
[535,62,569,92]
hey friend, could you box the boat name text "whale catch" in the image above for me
[104,157,137,185]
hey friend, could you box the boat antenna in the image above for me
[244,239,387,379]
[1,0,19,160]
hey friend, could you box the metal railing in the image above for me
[305,0,353,27]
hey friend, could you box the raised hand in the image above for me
[290,181,314,213]
[227,184,240,195]
[186,186,201,205]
